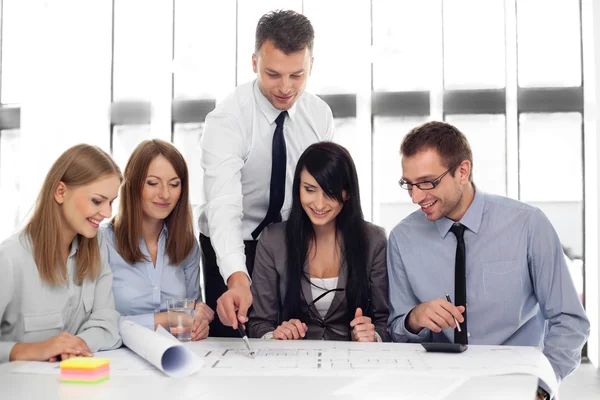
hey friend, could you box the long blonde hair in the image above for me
[24,144,122,286]
[113,139,194,265]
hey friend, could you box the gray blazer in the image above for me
[248,221,390,341]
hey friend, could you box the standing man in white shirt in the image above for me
[198,10,334,337]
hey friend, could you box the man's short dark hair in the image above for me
[400,121,474,182]
[255,10,314,55]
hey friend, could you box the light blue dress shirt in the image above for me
[387,189,589,386]
[102,225,201,330]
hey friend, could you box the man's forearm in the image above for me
[228,271,251,289]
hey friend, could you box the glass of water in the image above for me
[166,298,196,341]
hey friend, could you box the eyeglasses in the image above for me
[398,164,458,191]
[304,287,350,339]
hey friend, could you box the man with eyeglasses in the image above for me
[386,121,589,399]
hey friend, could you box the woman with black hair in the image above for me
[248,142,389,341]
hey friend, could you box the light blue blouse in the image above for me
[102,224,201,330]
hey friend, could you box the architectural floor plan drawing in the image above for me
[207,347,431,371]
[190,339,558,395]
[7,337,559,394]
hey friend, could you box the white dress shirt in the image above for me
[199,80,334,284]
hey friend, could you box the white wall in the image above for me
[18,0,113,223]
[584,0,599,368]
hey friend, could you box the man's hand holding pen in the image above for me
[406,298,465,334]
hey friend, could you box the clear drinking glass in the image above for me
[166,298,196,341]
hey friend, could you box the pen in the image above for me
[445,292,462,332]
[237,324,256,357]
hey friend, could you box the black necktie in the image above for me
[450,223,468,345]
[252,111,288,240]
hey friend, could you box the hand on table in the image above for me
[350,308,376,342]
[10,332,92,362]
[273,319,307,340]
[191,302,214,341]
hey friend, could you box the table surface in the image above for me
[0,339,540,400]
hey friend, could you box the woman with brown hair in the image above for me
[0,144,123,363]
[103,139,213,341]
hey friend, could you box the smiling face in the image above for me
[141,155,182,223]
[299,169,346,229]
[56,174,121,239]
[401,148,471,222]
[252,40,313,111]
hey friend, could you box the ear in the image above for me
[309,57,314,76]
[252,53,258,74]
[342,190,349,203]
[457,160,471,184]
[54,182,67,204]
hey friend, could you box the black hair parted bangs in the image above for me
[303,146,350,205]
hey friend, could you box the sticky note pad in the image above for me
[60,357,110,384]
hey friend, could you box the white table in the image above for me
[0,339,542,400]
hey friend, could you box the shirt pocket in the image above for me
[482,260,522,304]
[23,311,64,338]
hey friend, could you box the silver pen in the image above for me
[445,292,462,332]
[237,324,256,357]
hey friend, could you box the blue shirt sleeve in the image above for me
[527,208,590,384]
[184,240,201,302]
[387,229,432,342]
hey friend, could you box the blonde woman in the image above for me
[103,139,213,341]
[0,144,123,363]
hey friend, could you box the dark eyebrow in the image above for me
[265,68,305,75]
[415,175,438,182]
[302,182,317,188]
[93,193,108,200]
[402,174,438,183]
[147,175,180,181]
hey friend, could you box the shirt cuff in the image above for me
[0,341,17,363]
[538,380,554,399]
[261,331,275,340]
[397,312,430,341]
[120,314,155,332]
[219,253,252,286]
[77,330,100,352]
[375,332,382,343]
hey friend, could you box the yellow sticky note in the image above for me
[60,357,110,370]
